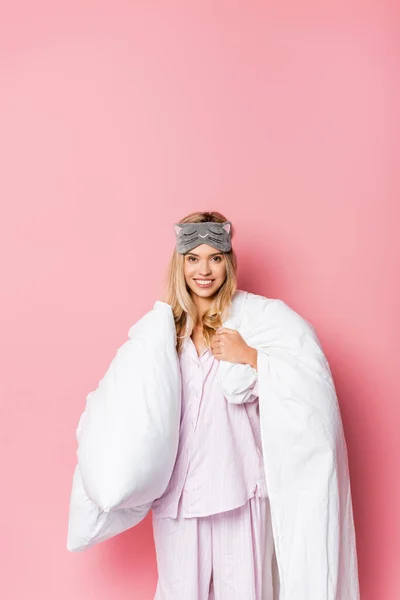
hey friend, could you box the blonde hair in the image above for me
[163,211,238,354]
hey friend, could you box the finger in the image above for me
[214,331,227,340]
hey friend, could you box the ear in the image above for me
[174,225,182,235]
[223,223,231,234]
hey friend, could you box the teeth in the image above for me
[196,280,213,284]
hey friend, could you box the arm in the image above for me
[242,345,258,371]
[212,329,260,404]
[220,347,260,404]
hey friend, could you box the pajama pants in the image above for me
[152,495,275,600]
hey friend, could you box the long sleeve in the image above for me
[219,361,260,404]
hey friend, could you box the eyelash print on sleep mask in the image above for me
[173,221,232,254]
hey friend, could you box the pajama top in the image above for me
[151,334,268,519]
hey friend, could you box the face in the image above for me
[183,244,227,298]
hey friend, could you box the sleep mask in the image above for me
[174,221,232,254]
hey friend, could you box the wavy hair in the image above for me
[163,211,238,354]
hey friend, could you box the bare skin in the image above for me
[191,323,208,357]
[183,243,258,369]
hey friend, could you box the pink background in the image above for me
[1,1,399,598]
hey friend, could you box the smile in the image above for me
[194,279,214,288]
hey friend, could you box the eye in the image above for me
[213,256,222,262]
[187,256,197,261]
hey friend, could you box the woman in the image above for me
[67,209,359,599]
[151,210,275,599]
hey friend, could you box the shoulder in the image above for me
[238,290,317,337]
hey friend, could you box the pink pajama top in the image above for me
[151,335,268,520]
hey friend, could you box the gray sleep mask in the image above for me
[173,221,232,254]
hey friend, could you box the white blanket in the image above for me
[219,290,360,599]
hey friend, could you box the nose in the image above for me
[198,260,212,276]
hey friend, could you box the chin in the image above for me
[190,282,222,297]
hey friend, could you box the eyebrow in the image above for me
[186,251,223,257]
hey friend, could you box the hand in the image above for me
[211,328,257,368]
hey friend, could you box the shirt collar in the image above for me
[182,336,210,363]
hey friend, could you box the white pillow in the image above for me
[67,301,181,551]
